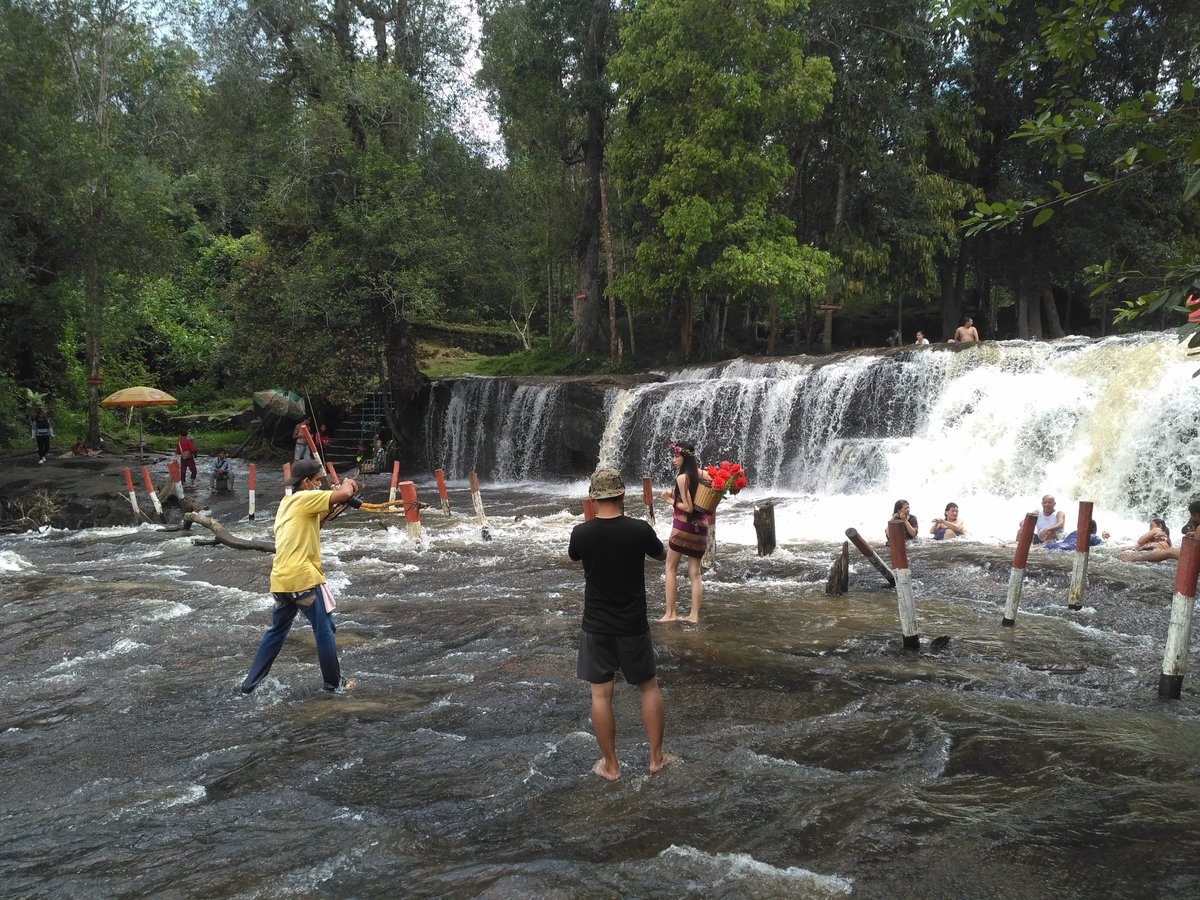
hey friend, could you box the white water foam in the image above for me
[657,845,853,895]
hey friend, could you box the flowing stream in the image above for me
[3,333,1200,897]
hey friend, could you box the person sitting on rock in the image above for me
[211,448,233,491]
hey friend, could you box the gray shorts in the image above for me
[576,630,656,685]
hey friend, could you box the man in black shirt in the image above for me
[568,467,672,781]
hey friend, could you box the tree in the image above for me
[608,0,836,358]
[957,0,1200,345]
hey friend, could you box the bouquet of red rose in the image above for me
[706,460,748,497]
[692,460,748,512]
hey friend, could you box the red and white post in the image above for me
[283,462,292,496]
[887,518,919,650]
[642,477,655,525]
[469,471,491,541]
[1159,535,1200,700]
[400,480,422,545]
[1002,513,1038,626]
[435,468,452,517]
[123,467,138,518]
[845,527,897,587]
[167,461,185,503]
[1067,501,1094,610]
[389,461,400,504]
[141,466,162,518]
[247,463,257,520]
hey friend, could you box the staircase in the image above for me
[323,392,388,472]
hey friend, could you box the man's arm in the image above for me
[645,523,666,561]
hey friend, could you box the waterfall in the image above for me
[421,377,567,480]
[419,332,1198,533]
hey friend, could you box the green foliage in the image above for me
[610,0,836,339]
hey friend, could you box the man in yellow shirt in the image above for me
[241,459,359,694]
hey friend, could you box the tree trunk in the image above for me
[599,173,618,364]
[183,512,276,552]
[1041,286,1064,339]
[569,0,610,356]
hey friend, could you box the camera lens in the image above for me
[345,494,363,509]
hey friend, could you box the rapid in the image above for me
[2,332,1199,898]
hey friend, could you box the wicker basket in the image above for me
[693,483,722,513]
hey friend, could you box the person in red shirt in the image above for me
[175,430,198,486]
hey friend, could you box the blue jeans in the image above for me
[242,588,342,693]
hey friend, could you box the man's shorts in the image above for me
[576,630,656,685]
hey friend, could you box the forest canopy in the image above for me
[1,0,1196,444]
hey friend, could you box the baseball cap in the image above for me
[589,467,625,500]
[285,458,323,486]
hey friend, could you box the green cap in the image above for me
[588,467,625,500]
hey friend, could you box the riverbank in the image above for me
[0,449,283,531]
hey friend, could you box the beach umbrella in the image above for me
[252,388,305,420]
[101,386,178,459]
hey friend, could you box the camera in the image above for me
[345,494,364,509]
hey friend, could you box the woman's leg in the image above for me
[660,547,682,621]
[684,556,703,622]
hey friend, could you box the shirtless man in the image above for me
[1024,494,1065,544]
[953,316,980,343]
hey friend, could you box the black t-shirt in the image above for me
[568,515,665,635]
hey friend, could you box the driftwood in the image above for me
[182,511,275,552]
[825,541,850,596]
[754,502,776,556]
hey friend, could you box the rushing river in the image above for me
[3,467,1199,897]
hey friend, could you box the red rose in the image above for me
[712,476,727,490]
[734,476,747,490]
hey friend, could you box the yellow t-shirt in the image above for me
[270,490,333,593]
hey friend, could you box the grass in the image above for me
[417,340,618,378]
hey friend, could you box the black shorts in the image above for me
[576,630,656,685]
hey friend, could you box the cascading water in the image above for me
[420,331,1197,541]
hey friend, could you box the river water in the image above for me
[3,467,1199,897]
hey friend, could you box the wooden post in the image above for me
[168,460,185,502]
[389,461,400,504]
[1067,501,1094,610]
[583,498,596,521]
[435,468,452,517]
[845,527,896,587]
[400,480,422,545]
[326,461,341,484]
[247,463,257,520]
[1159,535,1200,699]
[469,471,491,541]
[754,502,776,556]
[1002,512,1038,626]
[123,467,138,518]
[826,541,850,595]
[141,466,162,517]
[887,519,919,650]
[282,462,292,496]
[642,477,655,525]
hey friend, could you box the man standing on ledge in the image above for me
[568,467,674,780]
[241,458,358,694]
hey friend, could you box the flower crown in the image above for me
[669,442,694,457]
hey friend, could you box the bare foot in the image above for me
[649,752,679,774]
[654,614,677,623]
[683,614,699,623]
[592,759,620,781]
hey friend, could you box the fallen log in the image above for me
[182,511,275,552]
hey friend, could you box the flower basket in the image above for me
[693,483,722,513]
[696,460,749,513]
